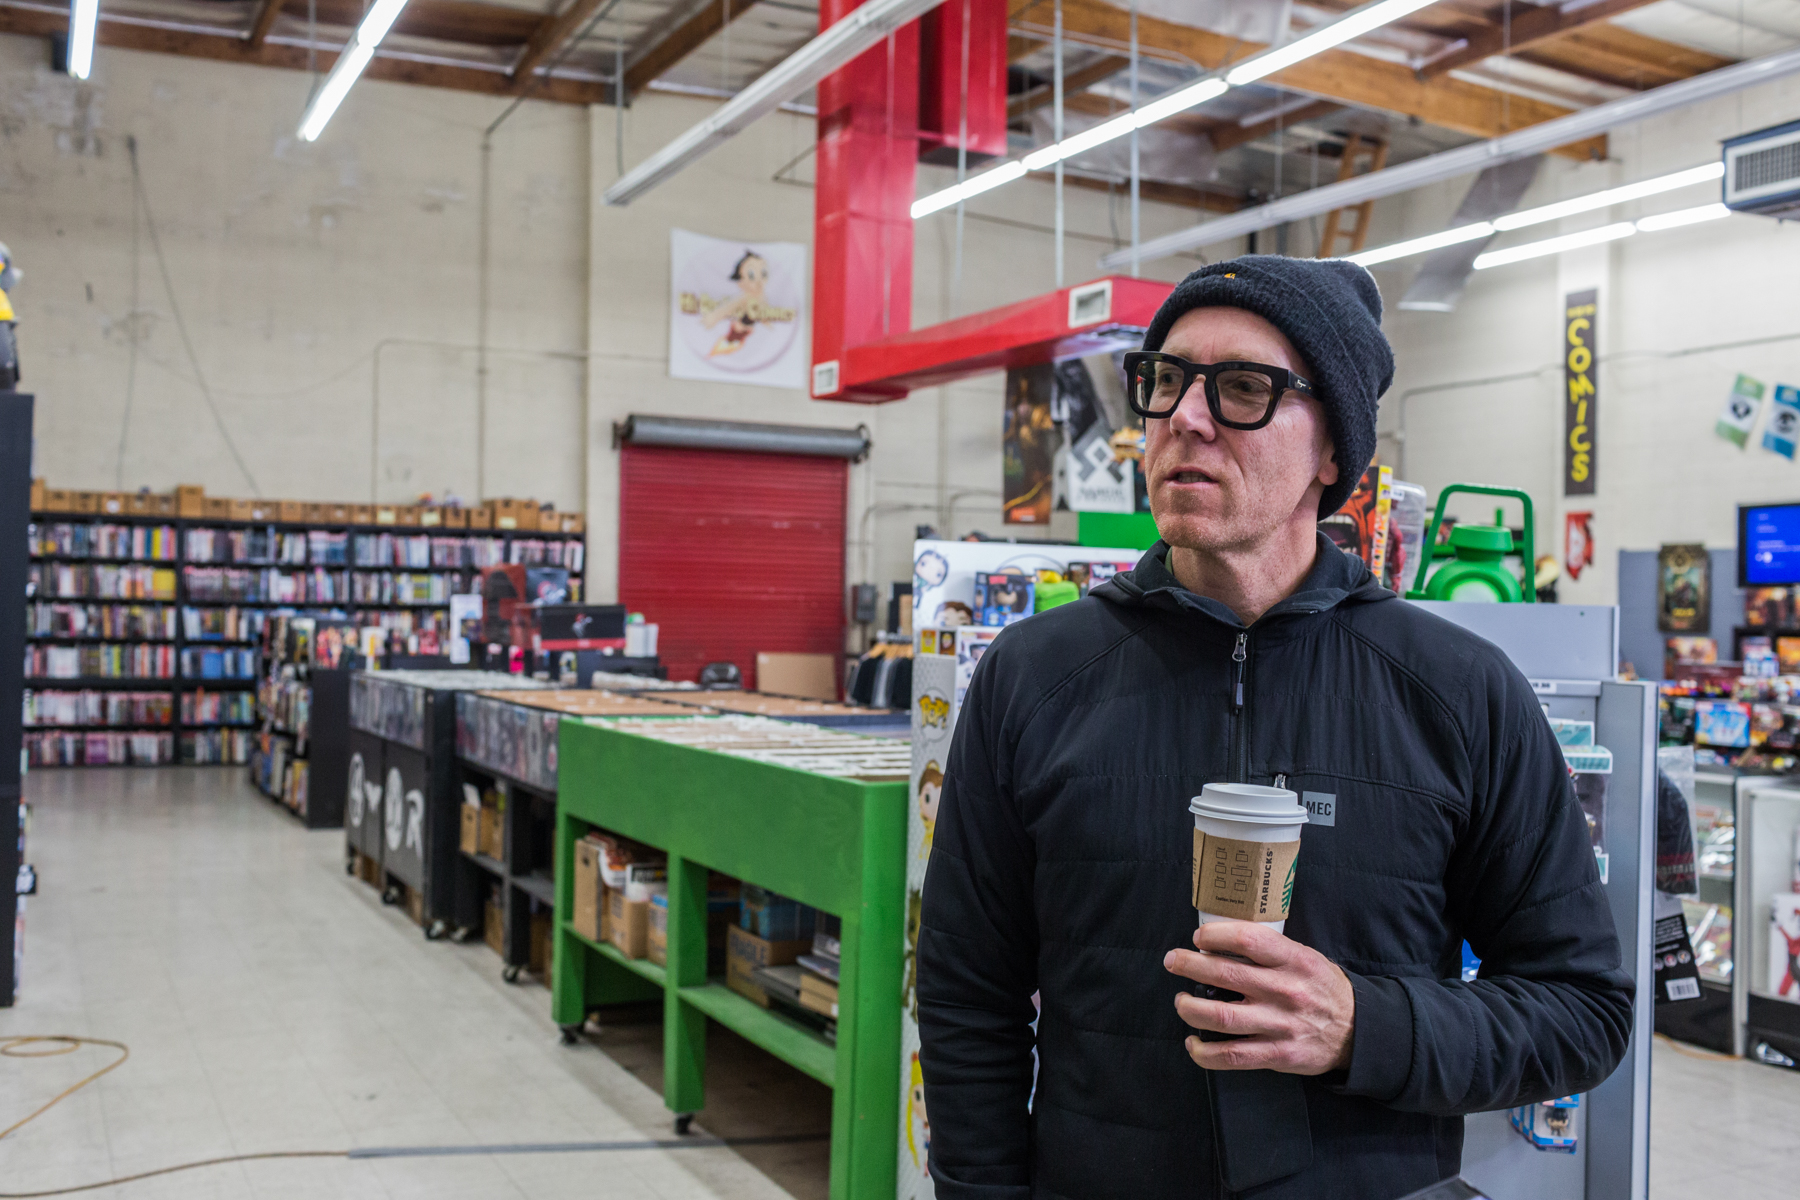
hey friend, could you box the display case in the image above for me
[1734,779,1800,1067]
[1655,771,1739,1053]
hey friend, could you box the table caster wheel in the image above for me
[425,919,448,941]
[451,925,476,944]
[381,885,401,906]
[674,1114,694,1136]
[503,964,523,984]
[558,1024,583,1046]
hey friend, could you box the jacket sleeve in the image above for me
[916,647,1040,1198]
[1335,656,1635,1114]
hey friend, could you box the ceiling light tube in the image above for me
[296,0,410,142]
[1347,221,1495,266]
[1635,202,1731,232]
[1225,0,1440,86]
[1473,222,1637,270]
[67,0,98,80]
[911,160,1027,218]
[1492,161,1724,231]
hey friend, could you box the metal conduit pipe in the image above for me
[613,414,871,460]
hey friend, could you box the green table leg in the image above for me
[665,854,709,1120]
[552,809,586,1029]
[840,788,906,1199]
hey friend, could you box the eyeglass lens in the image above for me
[1135,360,1276,423]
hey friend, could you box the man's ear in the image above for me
[1317,440,1339,489]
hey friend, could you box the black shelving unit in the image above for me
[454,757,559,982]
[250,658,351,830]
[25,509,583,767]
[1,394,32,1007]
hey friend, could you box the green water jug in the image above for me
[1405,484,1536,605]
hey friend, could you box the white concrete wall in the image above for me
[5,34,1213,613]
[1368,75,1800,609]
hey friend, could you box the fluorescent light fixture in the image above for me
[1492,161,1724,231]
[911,161,1027,218]
[67,0,98,80]
[296,0,410,142]
[1342,162,1727,267]
[914,0,1433,221]
[605,0,944,205]
[1347,222,1495,267]
[1635,201,1730,232]
[1225,0,1440,86]
[1473,222,1636,270]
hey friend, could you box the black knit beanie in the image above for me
[1139,254,1394,518]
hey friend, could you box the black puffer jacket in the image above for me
[917,535,1632,1200]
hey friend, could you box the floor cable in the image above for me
[2,1033,826,1197]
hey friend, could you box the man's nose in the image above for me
[1167,381,1217,439]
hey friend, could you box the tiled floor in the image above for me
[0,767,827,1199]
[3,768,1798,1200]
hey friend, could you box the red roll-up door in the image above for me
[619,444,847,689]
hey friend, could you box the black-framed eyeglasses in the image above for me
[1122,351,1316,429]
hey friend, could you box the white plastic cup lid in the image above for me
[1189,782,1308,826]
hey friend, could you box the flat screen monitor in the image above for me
[1739,502,1800,585]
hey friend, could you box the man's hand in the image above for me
[1164,921,1356,1075]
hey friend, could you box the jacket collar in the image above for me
[1092,530,1393,634]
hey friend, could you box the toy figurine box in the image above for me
[973,572,1034,627]
[1770,894,1800,1002]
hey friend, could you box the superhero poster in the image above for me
[1657,544,1710,633]
[1003,364,1057,524]
[668,229,806,388]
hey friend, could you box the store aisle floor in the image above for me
[0,768,825,1200]
[5,769,1799,1199]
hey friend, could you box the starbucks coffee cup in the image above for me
[1189,783,1308,936]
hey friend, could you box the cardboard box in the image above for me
[99,492,128,516]
[606,888,650,959]
[278,501,307,523]
[799,970,839,1019]
[444,506,469,529]
[491,498,540,532]
[349,504,375,525]
[468,505,494,530]
[148,494,178,516]
[460,804,480,856]
[74,491,100,514]
[559,513,586,534]
[245,500,277,522]
[29,478,43,511]
[648,894,668,966]
[419,507,443,528]
[176,485,206,516]
[725,925,812,1007]
[755,653,838,701]
[478,806,503,861]
[485,892,504,956]
[572,838,605,943]
[226,498,254,521]
[203,498,232,519]
[405,885,425,928]
[41,488,72,513]
[126,492,153,515]
[374,505,398,526]
[399,505,424,527]
[303,503,330,523]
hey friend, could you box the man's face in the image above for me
[1144,306,1338,554]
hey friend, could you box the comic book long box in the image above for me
[898,539,1142,1200]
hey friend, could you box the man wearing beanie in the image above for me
[917,256,1631,1199]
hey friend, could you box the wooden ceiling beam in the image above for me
[1022,0,1605,160]
[1048,169,1242,214]
[512,0,608,87]
[624,0,754,100]
[260,0,544,49]
[1209,99,1342,153]
[248,0,282,50]
[0,8,610,106]
[1419,0,1665,79]
[1007,54,1129,119]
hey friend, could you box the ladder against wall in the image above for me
[1318,134,1390,257]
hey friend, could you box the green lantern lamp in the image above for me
[1406,484,1536,605]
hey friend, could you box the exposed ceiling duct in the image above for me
[614,415,872,460]
[1097,42,1800,268]
[1398,157,1544,313]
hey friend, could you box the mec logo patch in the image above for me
[1302,792,1337,827]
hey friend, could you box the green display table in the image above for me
[552,717,908,1200]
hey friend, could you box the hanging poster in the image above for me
[1003,364,1057,524]
[1563,289,1597,497]
[1764,385,1800,459]
[1565,511,1594,582]
[668,229,806,389]
[1658,544,1710,633]
[1716,373,1766,448]
[1054,355,1142,514]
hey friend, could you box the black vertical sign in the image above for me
[1564,289,1598,496]
[0,394,33,1007]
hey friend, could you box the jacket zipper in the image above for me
[1230,631,1248,783]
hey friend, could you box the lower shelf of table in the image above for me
[562,923,836,1086]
